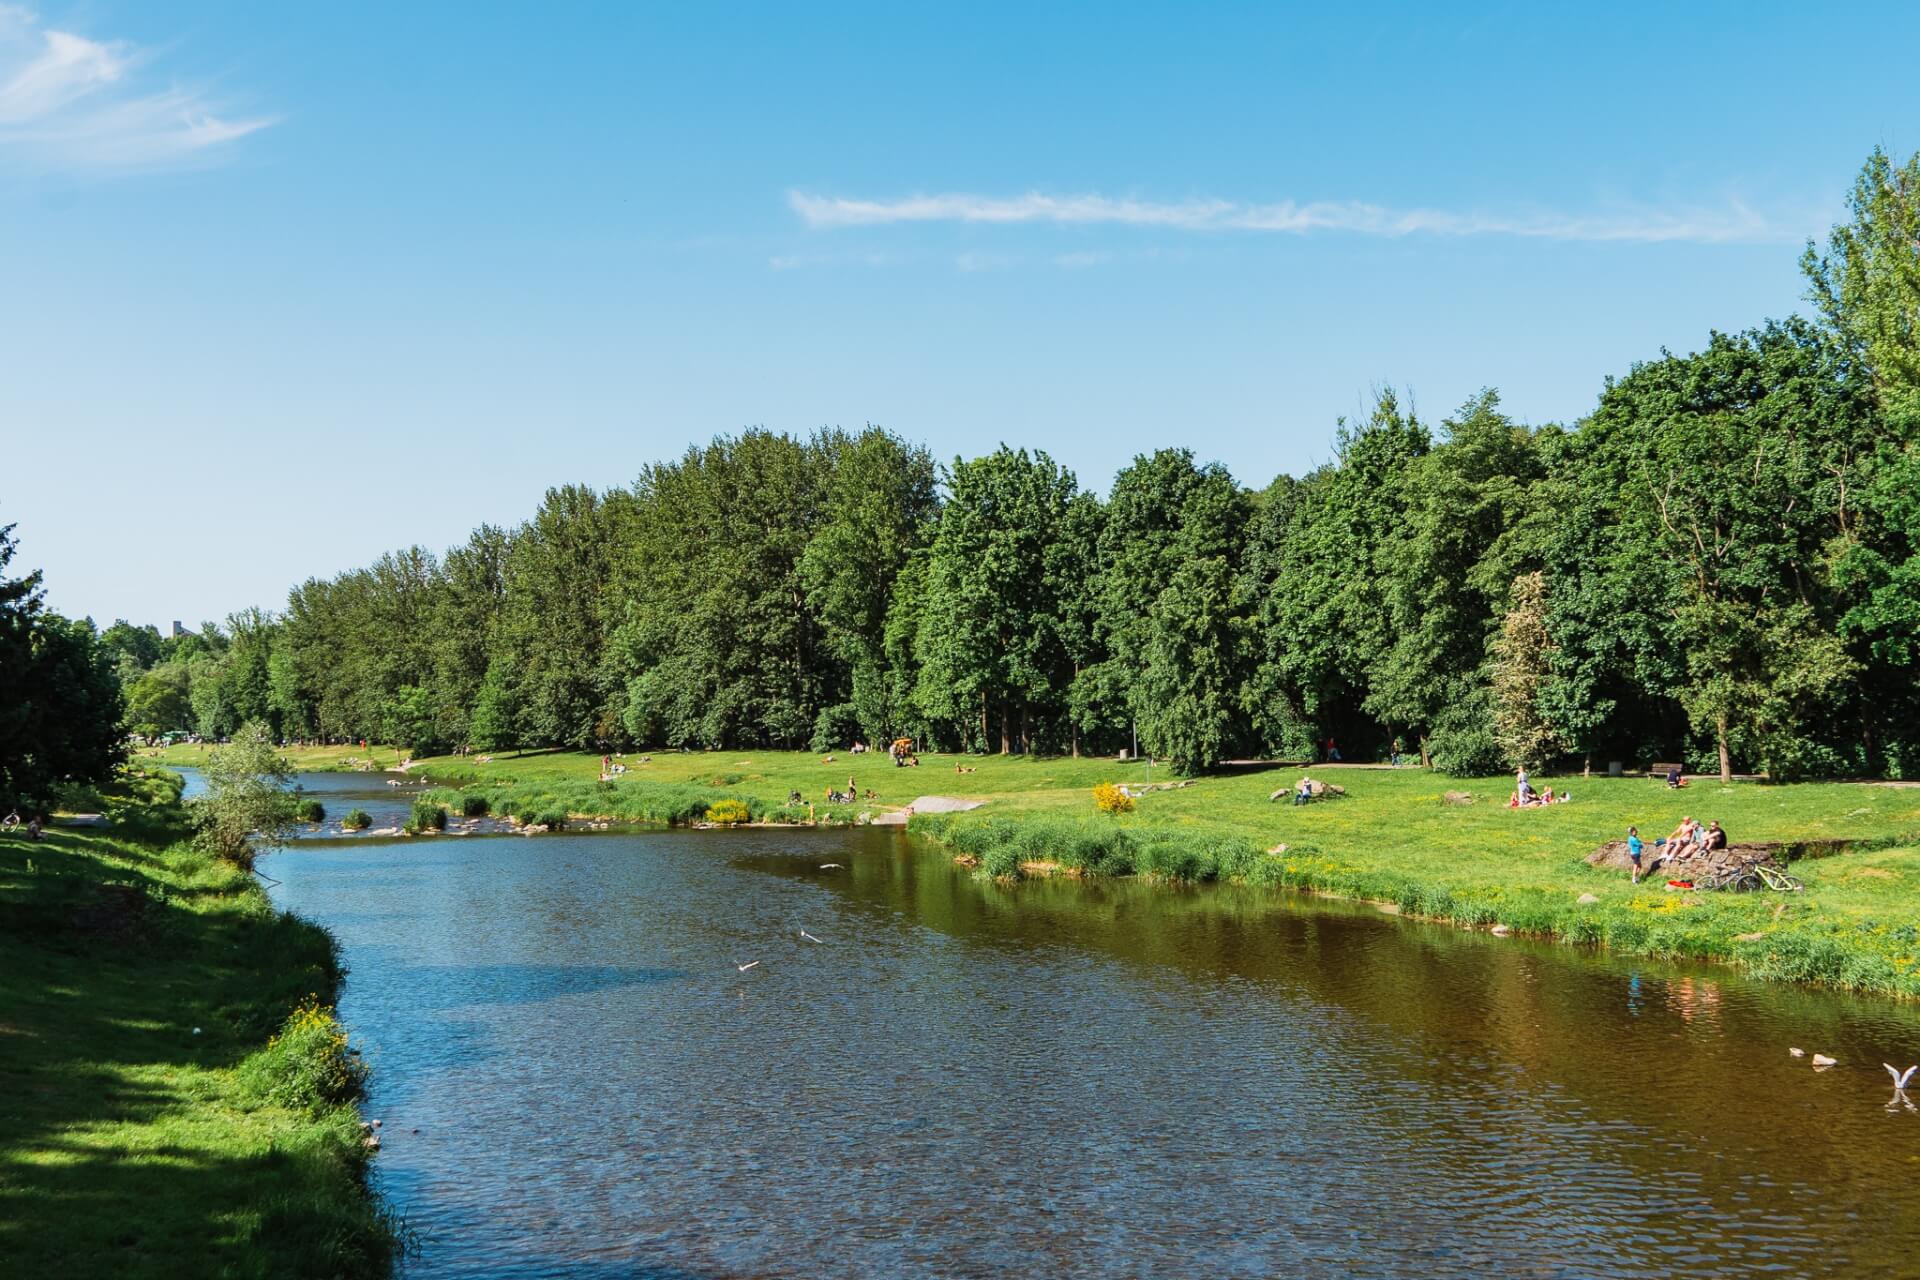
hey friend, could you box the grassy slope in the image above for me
[0,770,395,1278]
[139,744,1920,995]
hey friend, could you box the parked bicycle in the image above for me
[1701,856,1804,893]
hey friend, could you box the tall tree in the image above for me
[913,447,1079,752]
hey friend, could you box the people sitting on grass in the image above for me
[1507,784,1572,808]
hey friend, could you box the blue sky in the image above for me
[4,1,1916,629]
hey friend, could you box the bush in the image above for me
[460,794,490,817]
[532,809,568,830]
[705,798,751,826]
[407,799,447,833]
[341,808,371,831]
[1428,718,1506,777]
[237,999,369,1113]
[295,798,326,823]
[809,701,862,754]
[1092,782,1135,815]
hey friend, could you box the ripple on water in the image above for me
[258,817,1920,1280]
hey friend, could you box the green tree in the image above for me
[127,662,192,735]
[1803,146,1920,424]
[189,720,298,866]
[1367,392,1547,765]
[799,427,939,745]
[913,447,1079,752]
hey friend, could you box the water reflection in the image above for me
[259,813,1920,1279]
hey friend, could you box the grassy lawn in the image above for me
[0,770,396,1278]
[138,743,1920,997]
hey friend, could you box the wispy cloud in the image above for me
[0,5,272,174]
[789,189,1788,245]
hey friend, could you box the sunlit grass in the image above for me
[0,768,399,1277]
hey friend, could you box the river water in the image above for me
[235,771,1920,1278]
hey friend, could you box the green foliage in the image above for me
[237,999,370,1112]
[0,764,399,1275]
[188,720,298,865]
[1426,686,1506,776]
[1802,145,1920,422]
[460,793,491,817]
[341,808,372,830]
[382,683,445,755]
[809,701,862,753]
[99,148,1920,782]
[407,799,448,833]
[295,798,326,823]
[0,526,126,808]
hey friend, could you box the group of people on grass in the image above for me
[1507,766,1571,808]
[598,752,651,781]
[1624,816,1728,884]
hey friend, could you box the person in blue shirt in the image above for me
[1627,825,1644,884]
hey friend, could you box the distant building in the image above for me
[171,621,194,638]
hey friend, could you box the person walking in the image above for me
[1627,826,1644,884]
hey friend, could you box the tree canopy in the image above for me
[94,149,1920,781]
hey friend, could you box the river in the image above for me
[220,771,1920,1277]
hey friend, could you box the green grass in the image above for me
[139,742,1920,997]
[0,768,399,1277]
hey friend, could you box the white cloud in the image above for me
[789,189,1788,246]
[0,6,272,174]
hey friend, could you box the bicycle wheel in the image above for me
[1758,865,1805,892]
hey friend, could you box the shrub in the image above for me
[407,799,447,833]
[189,721,299,865]
[238,999,369,1112]
[531,808,568,830]
[460,794,490,817]
[809,701,862,753]
[705,798,751,826]
[978,843,1023,879]
[1092,782,1136,815]
[341,808,371,831]
[295,798,326,823]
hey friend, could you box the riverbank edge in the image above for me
[406,770,1920,1000]
[903,809,1920,1001]
[0,767,402,1276]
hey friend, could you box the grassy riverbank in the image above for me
[139,744,1920,997]
[0,768,398,1277]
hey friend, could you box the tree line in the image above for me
[98,149,1920,779]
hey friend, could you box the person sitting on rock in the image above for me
[1294,777,1314,806]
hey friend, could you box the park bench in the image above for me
[1649,762,1684,782]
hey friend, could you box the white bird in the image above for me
[800,930,823,943]
[1788,1047,1805,1057]
[1812,1053,1837,1068]
[1886,1063,1918,1089]
[818,863,843,870]
[736,960,760,972]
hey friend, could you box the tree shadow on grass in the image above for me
[0,828,394,1277]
